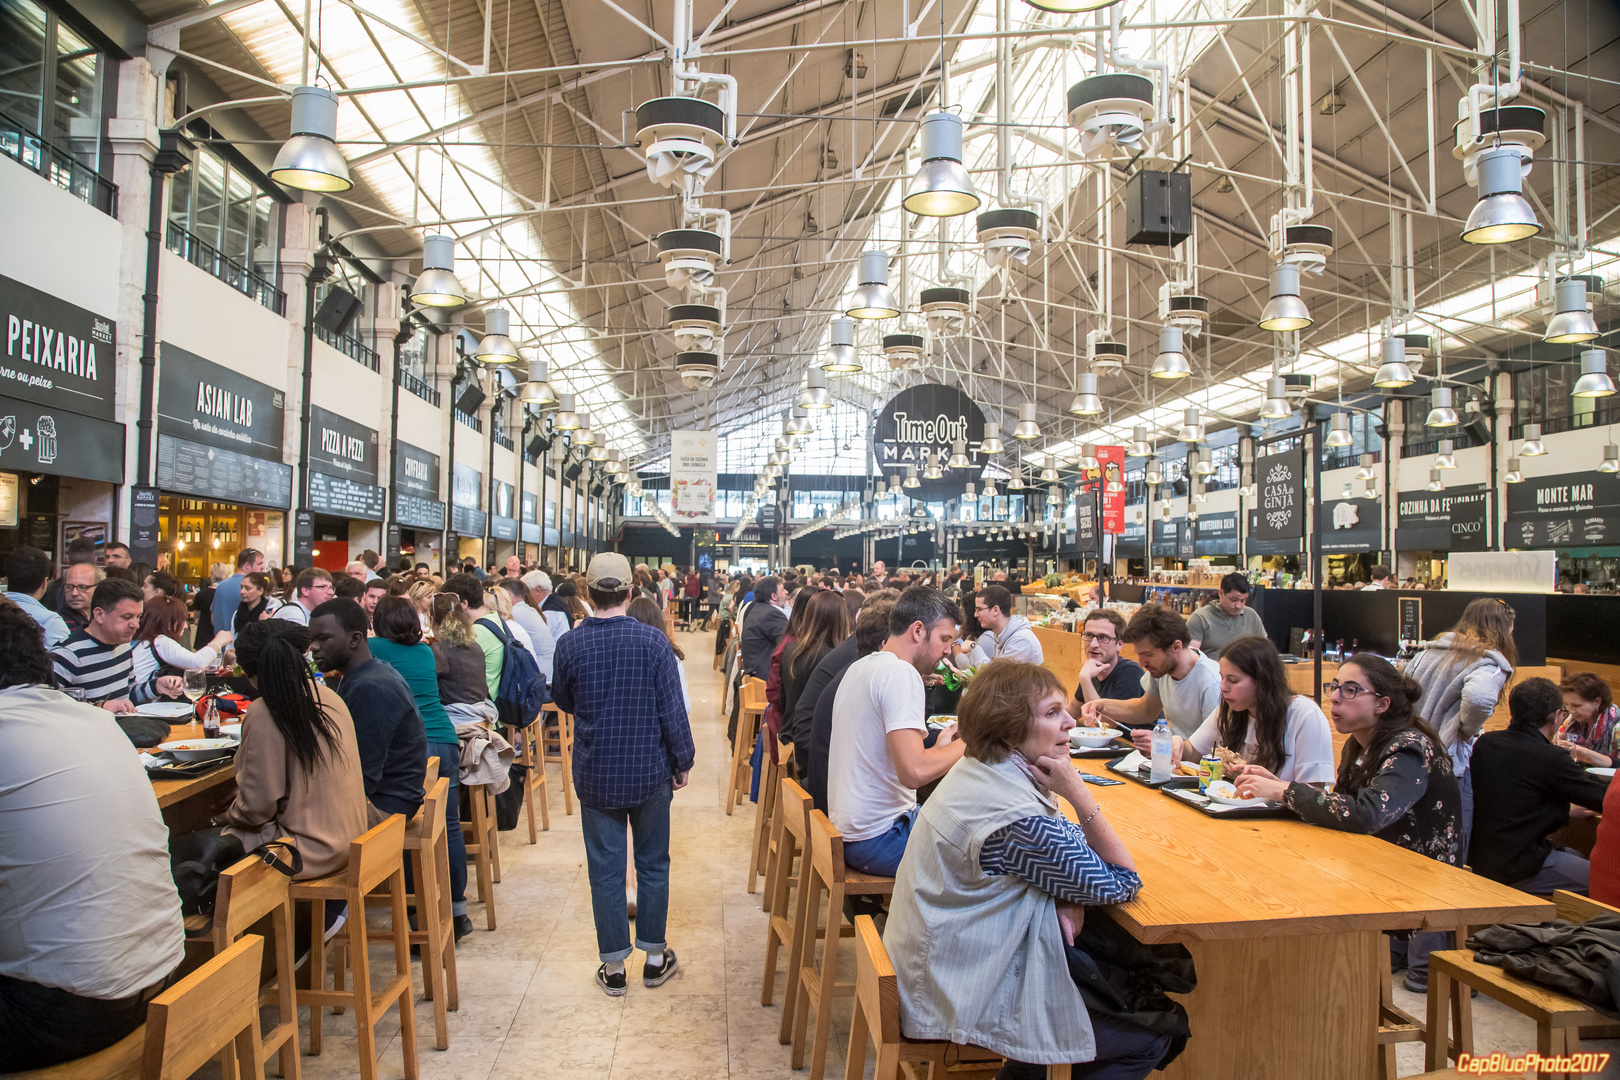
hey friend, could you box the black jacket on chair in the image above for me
[740,602,787,680]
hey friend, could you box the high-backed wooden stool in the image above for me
[1426,891,1620,1076]
[790,809,895,1080]
[762,778,813,1011]
[460,777,501,930]
[726,677,767,815]
[204,850,301,1080]
[360,776,459,1051]
[508,724,551,841]
[845,915,1071,1080]
[747,739,792,895]
[538,702,575,815]
[291,815,419,1080]
[1378,924,1469,1080]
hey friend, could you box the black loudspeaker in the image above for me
[455,383,485,414]
[313,286,363,336]
[1124,170,1192,246]
[1465,416,1492,446]
[526,435,547,459]
[589,479,606,498]
[564,460,584,482]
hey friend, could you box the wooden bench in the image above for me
[748,740,793,896]
[1426,890,1620,1078]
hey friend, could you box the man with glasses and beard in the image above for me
[1067,608,1146,715]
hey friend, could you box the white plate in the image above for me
[1204,780,1269,807]
[1070,726,1126,749]
[157,738,237,762]
[135,701,196,720]
[218,723,242,740]
[1589,767,1617,780]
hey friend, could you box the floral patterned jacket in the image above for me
[1283,729,1463,866]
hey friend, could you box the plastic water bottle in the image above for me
[1150,717,1173,782]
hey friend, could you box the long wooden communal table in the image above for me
[147,721,239,834]
[1063,756,1552,1080]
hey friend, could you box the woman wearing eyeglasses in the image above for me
[1236,654,1461,862]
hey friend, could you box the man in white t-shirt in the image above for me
[1082,603,1221,740]
[826,586,965,877]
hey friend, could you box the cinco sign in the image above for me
[873,383,987,502]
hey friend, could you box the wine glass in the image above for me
[183,669,209,705]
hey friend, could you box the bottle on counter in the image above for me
[1150,717,1173,782]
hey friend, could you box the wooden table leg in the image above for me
[1156,930,1380,1080]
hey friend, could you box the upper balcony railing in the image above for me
[166,222,286,315]
[316,324,379,371]
[1,118,117,217]
[399,370,440,406]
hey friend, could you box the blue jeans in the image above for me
[582,783,673,962]
[997,1012,1172,1080]
[842,807,918,878]
[427,740,469,916]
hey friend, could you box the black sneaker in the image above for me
[643,948,678,988]
[596,964,628,997]
[453,915,474,942]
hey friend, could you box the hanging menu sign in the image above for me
[1249,447,1305,542]
[1073,492,1098,555]
[309,471,385,519]
[1395,484,1487,552]
[1177,519,1197,560]
[1152,517,1180,558]
[393,440,445,531]
[1,274,117,421]
[1320,498,1383,554]
[491,515,518,541]
[1505,471,1620,549]
[1195,512,1239,556]
[157,434,293,508]
[309,405,379,484]
[1447,489,1490,552]
[157,343,284,460]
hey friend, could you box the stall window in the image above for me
[0,0,113,212]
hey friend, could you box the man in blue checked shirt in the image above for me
[552,551,695,998]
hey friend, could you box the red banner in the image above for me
[1084,445,1126,534]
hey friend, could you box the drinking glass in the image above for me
[183,669,209,704]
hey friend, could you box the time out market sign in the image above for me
[874,383,986,502]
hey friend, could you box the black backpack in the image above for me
[475,616,547,729]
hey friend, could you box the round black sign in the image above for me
[874,383,988,502]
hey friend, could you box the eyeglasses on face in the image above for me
[1323,680,1376,700]
[1080,632,1117,644]
[64,583,94,593]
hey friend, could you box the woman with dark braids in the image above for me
[220,619,368,880]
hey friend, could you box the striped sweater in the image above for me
[50,630,161,705]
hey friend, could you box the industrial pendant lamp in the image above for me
[1008,468,1025,491]
[1039,455,1061,483]
[1012,402,1041,440]
[1022,0,1119,12]
[1518,423,1547,456]
[1151,327,1192,379]
[789,406,815,434]
[1128,426,1154,457]
[410,235,468,308]
[1145,457,1163,485]
[1080,444,1101,470]
[1070,372,1102,415]
[1361,476,1379,499]
[1600,444,1620,473]
[799,367,833,409]
[590,440,612,462]
[982,477,999,497]
[1425,387,1460,428]
[904,112,980,217]
[552,393,580,431]
[1261,376,1292,419]
[846,250,900,319]
[1426,468,1445,492]
[1192,450,1214,476]
[1177,407,1204,442]
[1372,337,1415,388]
[1544,279,1600,344]
[1573,349,1617,397]
[1258,263,1311,332]
[269,86,353,192]
[572,410,595,446]
[979,423,1004,455]
[947,438,972,469]
[903,465,921,489]
[1325,412,1354,448]
[1047,485,1064,508]
[1434,440,1458,469]
[1356,453,1377,480]
[823,318,862,373]
[1462,146,1541,244]
[1504,456,1524,483]
[923,451,945,480]
[515,360,556,406]
[475,307,521,364]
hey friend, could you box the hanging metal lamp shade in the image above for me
[789,406,815,434]
[823,317,862,373]
[1079,444,1101,470]
[1261,375,1292,418]
[1128,426,1154,457]
[1177,406,1204,443]
[1012,402,1041,440]
[1151,326,1191,379]
[947,438,972,469]
[1425,387,1459,428]
[475,307,521,364]
[904,112,980,217]
[1544,278,1600,344]
[979,422,1004,455]
[410,234,468,308]
[1504,456,1524,483]
[269,86,353,192]
[799,367,833,409]
[1372,336,1415,388]
[1462,146,1541,244]
[1427,468,1445,491]
[846,249,900,319]
[1070,371,1102,415]
[1573,349,1616,397]
[1434,440,1458,468]
[1519,423,1547,456]
[1039,455,1061,483]
[515,360,556,406]
[1600,445,1620,473]
[1258,262,1311,331]
[553,393,580,431]
[572,410,595,446]
[923,451,945,480]
[1325,412,1354,448]
[903,465,921,489]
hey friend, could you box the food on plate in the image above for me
[1206,780,1239,800]
[1075,713,1109,730]
[1174,761,1201,777]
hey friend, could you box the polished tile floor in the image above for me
[284,631,1619,1080]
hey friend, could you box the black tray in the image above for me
[1070,741,1134,759]
[1105,753,1200,789]
[145,753,236,780]
[1161,785,1296,819]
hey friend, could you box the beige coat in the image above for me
[222,683,369,879]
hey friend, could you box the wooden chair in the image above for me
[1426,891,1620,1078]
[747,739,793,896]
[763,778,813,1011]
[204,849,301,1080]
[1379,925,1470,1080]
[290,815,419,1080]
[726,676,767,815]
[359,776,459,1051]
[461,778,501,930]
[845,915,1071,1080]
[508,723,551,841]
[538,702,575,816]
[3,1032,146,1079]
[790,809,896,1080]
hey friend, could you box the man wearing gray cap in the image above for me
[552,552,696,997]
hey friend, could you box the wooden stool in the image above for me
[360,776,459,1051]
[1426,891,1620,1077]
[539,703,575,816]
[790,809,895,1080]
[3,1030,145,1079]
[747,740,792,896]
[509,724,551,841]
[197,849,302,1080]
[763,778,813,1011]
[1378,925,1470,1080]
[846,915,1071,1080]
[147,935,269,1080]
[726,677,766,815]
[461,779,501,930]
[292,815,419,1080]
